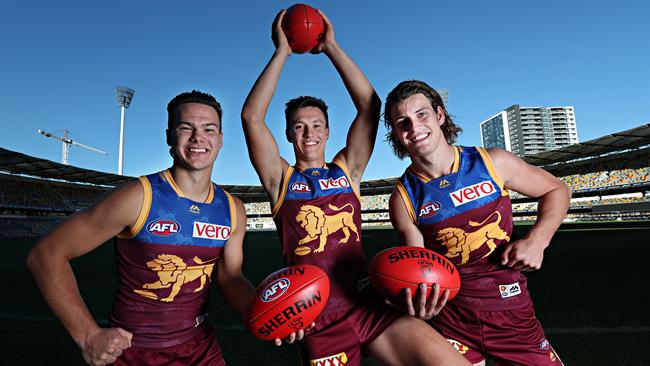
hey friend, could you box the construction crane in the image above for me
[37,129,108,165]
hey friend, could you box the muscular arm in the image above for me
[489,148,572,270]
[216,197,255,317]
[217,197,310,345]
[389,189,449,319]
[319,11,381,188]
[26,180,143,365]
[389,188,424,248]
[241,10,291,205]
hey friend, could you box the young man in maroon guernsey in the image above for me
[27,91,258,366]
[241,9,470,366]
[384,80,571,366]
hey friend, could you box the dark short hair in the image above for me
[284,96,329,142]
[383,80,462,159]
[167,90,223,132]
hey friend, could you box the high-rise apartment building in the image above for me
[480,105,578,156]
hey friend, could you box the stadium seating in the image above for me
[2,161,649,237]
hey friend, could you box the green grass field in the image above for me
[2,221,650,365]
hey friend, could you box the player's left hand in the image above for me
[273,322,316,346]
[310,10,336,54]
[386,283,449,320]
[500,237,548,271]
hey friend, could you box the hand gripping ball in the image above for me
[281,3,324,54]
[369,246,461,301]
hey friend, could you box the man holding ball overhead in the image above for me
[241,6,469,366]
[384,80,570,365]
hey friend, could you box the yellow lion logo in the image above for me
[133,254,215,302]
[294,203,359,255]
[436,211,510,265]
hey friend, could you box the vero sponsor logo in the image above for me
[419,201,441,218]
[147,219,180,236]
[193,221,231,240]
[449,180,496,207]
[291,182,311,193]
[261,278,290,302]
[318,177,349,190]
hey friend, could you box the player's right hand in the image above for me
[271,9,291,55]
[81,327,132,366]
[386,283,450,320]
[273,322,316,346]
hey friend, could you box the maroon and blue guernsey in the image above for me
[111,169,236,348]
[396,146,531,311]
[272,159,367,318]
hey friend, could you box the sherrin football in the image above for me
[281,3,324,54]
[369,246,461,301]
[246,264,330,340]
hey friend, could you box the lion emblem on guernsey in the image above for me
[133,254,216,302]
[436,211,510,265]
[294,203,360,255]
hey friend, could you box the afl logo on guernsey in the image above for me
[147,219,181,236]
[318,177,349,190]
[291,182,311,193]
[193,221,231,240]
[450,180,496,207]
[261,278,290,302]
[419,201,441,218]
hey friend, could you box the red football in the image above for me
[247,264,330,340]
[281,3,324,54]
[369,246,461,301]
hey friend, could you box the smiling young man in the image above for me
[240,10,469,366]
[27,91,255,366]
[384,80,571,365]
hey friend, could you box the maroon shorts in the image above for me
[114,328,225,366]
[430,302,563,366]
[301,291,401,366]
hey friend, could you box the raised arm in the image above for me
[315,11,381,187]
[26,181,143,365]
[488,148,572,271]
[241,10,291,204]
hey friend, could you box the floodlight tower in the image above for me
[116,86,135,175]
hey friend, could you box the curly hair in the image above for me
[383,80,462,159]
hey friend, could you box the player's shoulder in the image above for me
[483,147,518,165]
[81,178,145,229]
[220,188,246,213]
[483,146,508,156]
[103,178,145,202]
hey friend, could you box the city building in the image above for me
[480,105,578,156]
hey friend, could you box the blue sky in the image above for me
[1,0,648,185]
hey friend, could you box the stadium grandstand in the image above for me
[1,124,649,238]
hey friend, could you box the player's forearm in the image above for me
[527,183,571,245]
[218,275,256,318]
[324,42,379,115]
[27,250,101,348]
[241,50,290,125]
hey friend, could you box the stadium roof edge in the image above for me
[2,123,649,197]
[521,123,650,168]
[0,148,134,187]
